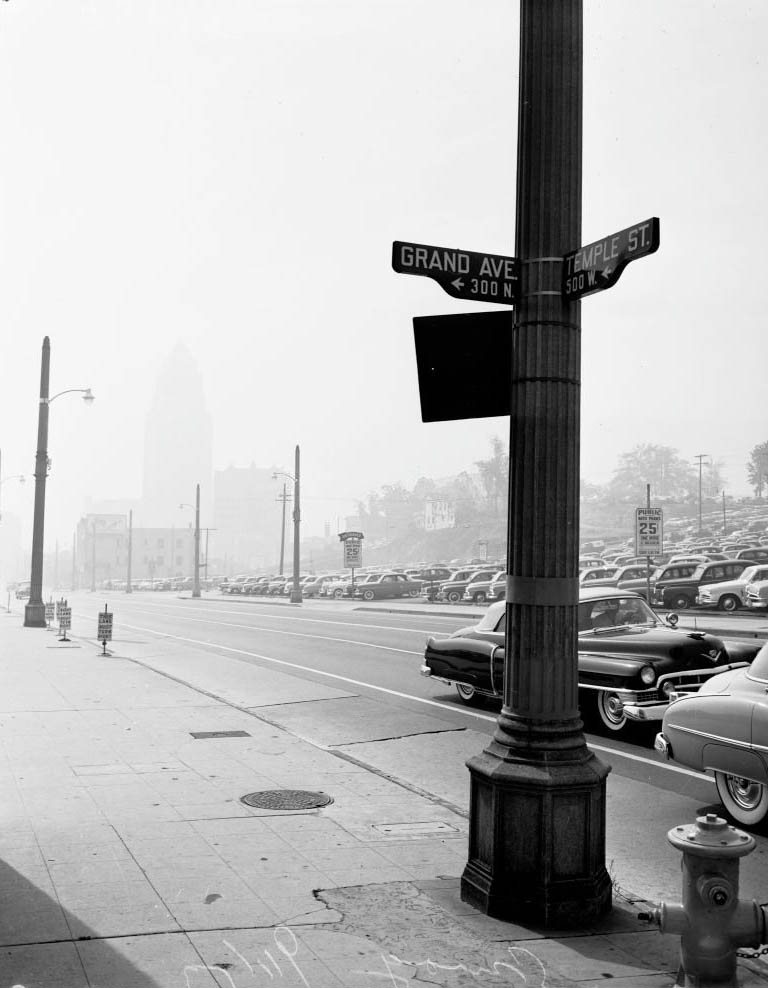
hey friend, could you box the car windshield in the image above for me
[748,642,768,682]
[578,596,658,633]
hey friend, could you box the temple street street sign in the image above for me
[562,217,660,300]
[392,241,520,304]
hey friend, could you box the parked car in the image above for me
[353,572,424,601]
[652,559,756,610]
[221,574,250,594]
[435,569,497,604]
[487,573,507,603]
[421,588,761,734]
[745,578,768,611]
[14,581,30,599]
[302,574,338,598]
[461,570,505,604]
[696,564,768,612]
[734,547,768,564]
[656,640,768,827]
[578,566,620,588]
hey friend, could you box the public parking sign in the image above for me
[635,507,663,557]
[562,218,660,300]
[392,241,520,305]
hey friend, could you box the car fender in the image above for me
[424,636,498,693]
[577,650,655,690]
[701,743,768,784]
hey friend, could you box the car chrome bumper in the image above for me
[621,701,667,722]
[654,732,671,757]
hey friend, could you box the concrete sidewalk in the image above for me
[1,608,768,987]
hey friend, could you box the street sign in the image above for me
[98,608,113,642]
[413,311,512,422]
[635,507,663,557]
[343,539,363,569]
[562,217,660,300]
[393,241,520,305]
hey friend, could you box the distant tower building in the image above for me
[142,343,213,527]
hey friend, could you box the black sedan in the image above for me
[421,588,761,735]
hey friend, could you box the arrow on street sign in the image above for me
[562,217,660,300]
[393,241,520,305]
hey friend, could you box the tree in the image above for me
[608,444,696,502]
[747,442,768,497]
[475,436,509,515]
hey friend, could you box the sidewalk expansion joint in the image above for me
[330,747,469,820]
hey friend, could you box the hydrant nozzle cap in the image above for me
[667,814,756,858]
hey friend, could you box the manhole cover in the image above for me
[240,789,333,810]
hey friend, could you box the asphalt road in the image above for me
[53,589,768,904]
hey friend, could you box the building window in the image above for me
[176,555,183,566]
[157,538,165,548]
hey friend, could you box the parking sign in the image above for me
[636,507,663,556]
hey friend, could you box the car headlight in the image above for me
[640,666,656,685]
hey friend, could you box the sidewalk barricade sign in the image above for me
[58,602,71,642]
[44,599,55,628]
[97,604,113,655]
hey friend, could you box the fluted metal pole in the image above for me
[24,337,50,627]
[461,0,611,926]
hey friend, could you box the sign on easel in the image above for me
[58,604,72,642]
[97,605,113,655]
[44,600,55,626]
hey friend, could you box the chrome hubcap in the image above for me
[727,777,763,810]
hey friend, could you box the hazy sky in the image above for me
[1,1,766,545]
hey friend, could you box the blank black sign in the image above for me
[412,311,512,422]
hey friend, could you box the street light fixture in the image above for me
[178,483,201,598]
[24,337,95,628]
[272,444,302,603]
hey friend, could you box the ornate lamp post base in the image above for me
[23,602,47,628]
[461,716,612,926]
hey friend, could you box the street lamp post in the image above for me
[24,337,94,627]
[272,445,302,603]
[179,485,202,598]
[695,453,709,535]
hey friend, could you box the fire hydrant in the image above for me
[639,813,768,987]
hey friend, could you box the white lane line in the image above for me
[117,620,714,784]
[107,599,463,636]
[115,612,423,656]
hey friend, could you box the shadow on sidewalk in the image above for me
[0,858,168,988]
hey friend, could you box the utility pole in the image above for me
[275,482,291,576]
[192,483,201,598]
[694,454,709,534]
[91,521,96,592]
[461,0,611,926]
[290,445,302,603]
[126,509,133,593]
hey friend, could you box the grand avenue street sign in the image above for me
[562,217,660,300]
[392,241,520,305]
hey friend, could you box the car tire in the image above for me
[595,691,628,733]
[473,591,487,604]
[715,772,768,827]
[362,589,375,601]
[333,589,344,599]
[447,590,461,603]
[409,589,420,597]
[456,683,483,707]
[670,593,691,610]
[719,594,740,612]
